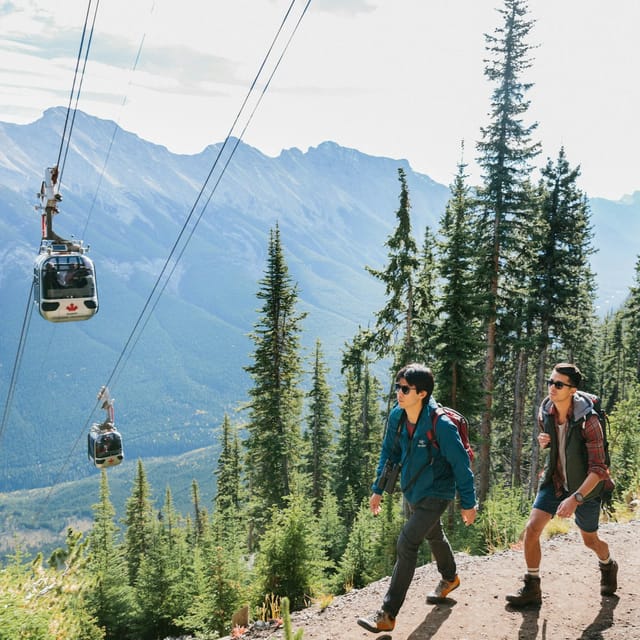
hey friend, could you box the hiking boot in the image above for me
[600,560,618,596]
[506,574,542,607]
[426,574,460,603]
[356,609,395,633]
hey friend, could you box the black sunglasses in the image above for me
[546,379,575,390]
[395,383,416,395]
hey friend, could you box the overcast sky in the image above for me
[2,0,638,200]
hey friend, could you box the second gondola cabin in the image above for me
[88,424,124,467]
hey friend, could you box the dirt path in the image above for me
[254,519,640,640]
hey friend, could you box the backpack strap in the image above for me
[427,406,445,450]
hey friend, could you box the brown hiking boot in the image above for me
[506,574,542,607]
[600,560,618,596]
[357,609,395,633]
[426,575,460,603]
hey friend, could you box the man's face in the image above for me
[547,371,576,402]
[395,377,426,412]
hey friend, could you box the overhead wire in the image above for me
[81,3,156,240]
[31,0,314,515]
[0,286,36,452]
[56,0,101,187]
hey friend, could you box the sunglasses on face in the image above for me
[546,379,575,390]
[395,383,416,395]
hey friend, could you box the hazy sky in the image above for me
[2,0,638,200]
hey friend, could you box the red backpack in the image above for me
[428,405,475,463]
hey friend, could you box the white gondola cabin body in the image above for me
[33,166,99,322]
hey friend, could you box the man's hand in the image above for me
[370,493,382,516]
[461,506,477,526]
[538,432,551,449]
[556,495,578,519]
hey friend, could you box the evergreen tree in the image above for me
[252,493,328,611]
[333,501,381,591]
[190,479,208,545]
[303,340,335,513]
[317,489,348,569]
[85,470,136,640]
[123,459,155,585]
[413,225,439,365]
[623,255,640,382]
[434,154,484,417]
[215,413,243,515]
[474,0,540,502]
[334,350,383,528]
[363,167,421,367]
[244,224,306,542]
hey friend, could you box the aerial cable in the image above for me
[134,0,313,339]
[56,0,101,186]
[81,5,155,240]
[106,0,313,388]
[0,286,36,450]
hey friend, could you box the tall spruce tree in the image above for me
[363,167,421,368]
[303,340,335,514]
[85,470,136,640]
[434,155,484,417]
[625,256,640,382]
[244,224,306,541]
[334,342,383,527]
[413,225,439,365]
[474,0,540,502]
[215,413,242,515]
[123,459,155,585]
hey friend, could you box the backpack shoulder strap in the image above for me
[428,405,445,448]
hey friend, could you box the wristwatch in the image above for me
[574,492,585,504]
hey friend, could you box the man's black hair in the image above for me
[554,362,582,388]
[396,363,434,396]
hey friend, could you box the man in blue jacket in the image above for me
[358,363,477,634]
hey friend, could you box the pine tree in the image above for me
[303,340,335,514]
[434,154,484,417]
[413,225,439,366]
[363,167,421,367]
[190,479,208,545]
[123,459,155,585]
[244,224,306,542]
[474,0,540,502]
[334,349,383,528]
[85,470,136,640]
[215,414,242,515]
[623,255,640,382]
[253,493,328,611]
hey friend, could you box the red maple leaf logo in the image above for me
[66,303,78,312]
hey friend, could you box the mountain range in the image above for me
[0,107,638,500]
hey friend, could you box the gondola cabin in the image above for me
[33,244,98,322]
[88,424,124,467]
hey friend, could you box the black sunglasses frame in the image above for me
[394,383,415,395]
[546,379,575,390]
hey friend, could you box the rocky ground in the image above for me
[233,518,640,640]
